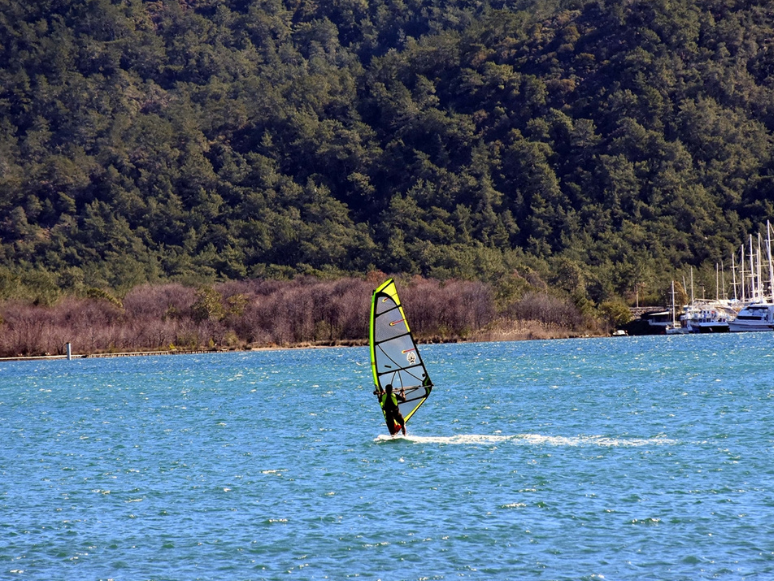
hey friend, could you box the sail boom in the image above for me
[375,361,427,374]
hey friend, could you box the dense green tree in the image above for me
[1,0,773,305]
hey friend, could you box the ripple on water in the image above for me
[2,336,774,579]
[377,433,678,446]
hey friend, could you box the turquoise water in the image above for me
[2,334,774,580]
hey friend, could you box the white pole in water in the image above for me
[66,343,72,361]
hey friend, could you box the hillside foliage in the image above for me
[1,0,773,309]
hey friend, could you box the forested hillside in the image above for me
[1,0,773,307]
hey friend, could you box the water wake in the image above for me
[375,433,676,446]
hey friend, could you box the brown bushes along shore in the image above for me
[0,276,599,357]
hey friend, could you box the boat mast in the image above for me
[749,235,756,301]
[671,280,677,327]
[741,244,746,303]
[757,233,763,301]
[716,263,719,301]
[768,220,774,303]
[721,261,726,300]
[731,251,737,301]
[690,267,695,304]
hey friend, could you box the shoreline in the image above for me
[0,327,606,362]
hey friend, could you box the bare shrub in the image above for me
[0,302,51,355]
[0,276,591,357]
[401,278,495,338]
[56,298,125,353]
[0,297,125,355]
[123,284,197,320]
[126,318,180,350]
[507,292,584,329]
[329,279,371,339]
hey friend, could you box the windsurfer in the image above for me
[378,384,406,435]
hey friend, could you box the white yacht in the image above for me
[728,303,774,332]
[671,269,736,334]
[680,300,736,333]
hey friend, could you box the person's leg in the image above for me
[385,410,399,434]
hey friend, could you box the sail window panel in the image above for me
[377,366,426,390]
[399,398,423,419]
[399,384,430,420]
[375,295,399,316]
[374,313,409,343]
[376,335,421,370]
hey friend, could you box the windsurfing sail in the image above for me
[370,279,433,426]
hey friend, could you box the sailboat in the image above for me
[666,281,690,334]
[729,225,774,332]
[680,265,734,333]
[370,279,433,435]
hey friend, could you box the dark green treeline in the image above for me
[1,0,772,307]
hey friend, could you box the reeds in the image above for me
[0,277,590,356]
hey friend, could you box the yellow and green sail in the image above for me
[370,279,433,424]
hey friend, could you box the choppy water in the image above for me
[2,334,774,580]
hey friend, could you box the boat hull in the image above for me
[665,327,690,335]
[728,322,773,332]
[694,323,729,333]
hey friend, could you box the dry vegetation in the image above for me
[0,276,600,357]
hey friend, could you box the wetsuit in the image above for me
[380,390,406,435]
